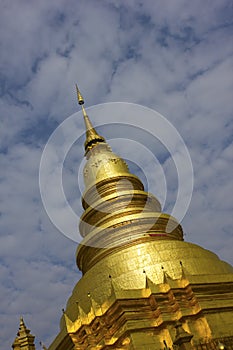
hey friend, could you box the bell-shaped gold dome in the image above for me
[75,88,183,274]
[83,143,131,190]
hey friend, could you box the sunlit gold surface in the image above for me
[12,317,36,350]
[75,85,106,155]
[47,94,233,350]
[75,84,84,105]
[49,240,233,349]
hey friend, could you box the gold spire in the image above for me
[75,86,183,275]
[75,84,105,155]
[19,316,26,331]
[75,84,84,105]
[12,317,36,350]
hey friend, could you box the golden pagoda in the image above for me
[12,317,36,350]
[13,88,233,349]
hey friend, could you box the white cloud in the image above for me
[0,0,232,347]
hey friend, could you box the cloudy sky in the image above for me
[0,0,233,348]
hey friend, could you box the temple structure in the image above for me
[12,317,36,350]
[12,88,233,349]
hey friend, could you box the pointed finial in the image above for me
[75,84,88,118]
[75,84,84,105]
[75,84,106,155]
[15,316,35,347]
[19,316,26,330]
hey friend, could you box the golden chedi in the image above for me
[12,88,233,350]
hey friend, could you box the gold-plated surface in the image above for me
[46,94,233,350]
[78,115,182,272]
[12,317,36,350]
[75,85,106,155]
[75,84,84,105]
[173,321,193,348]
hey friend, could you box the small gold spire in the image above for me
[75,84,89,118]
[19,316,26,330]
[75,84,84,105]
[75,84,89,119]
[75,84,106,155]
[13,317,36,349]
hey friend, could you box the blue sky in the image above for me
[0,0,233,348]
